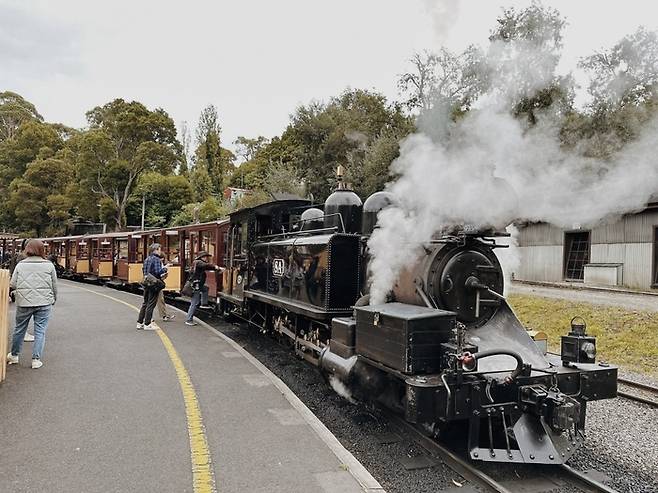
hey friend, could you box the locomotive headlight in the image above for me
[580,341,596,361]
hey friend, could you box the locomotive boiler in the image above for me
[217,172,618,466]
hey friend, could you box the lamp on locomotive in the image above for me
[561,316,597,365]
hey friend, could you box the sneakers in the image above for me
[24,333,35,342]
[136,323,144,330]
[143,324,158,331]
[162,315,175,322]
[184,321,198,326]
[199,305,212,309]
[6,353,43,369]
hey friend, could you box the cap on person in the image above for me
[195,251,212,260]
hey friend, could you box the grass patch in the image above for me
[508,294,658,377]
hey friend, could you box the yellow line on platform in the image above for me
[70,284,216,493]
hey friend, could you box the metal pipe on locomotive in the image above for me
[215,168,618,465]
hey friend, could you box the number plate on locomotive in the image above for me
[272,258,285,277]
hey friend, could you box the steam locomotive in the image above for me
[217,169,618,465]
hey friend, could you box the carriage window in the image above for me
[167,234,181,264]
[78,242,89,259]
[136,238,145,262]
[201,230,216,258]
[99,241,113,261]
[117,240,129,260]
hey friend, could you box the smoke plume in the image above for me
[367,35,658,304]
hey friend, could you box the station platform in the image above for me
[0,280,383,493]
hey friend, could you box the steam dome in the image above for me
[324,189,363,234]
[362,191,397,235]
[300,207,324,231]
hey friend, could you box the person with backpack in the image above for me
[184,251,220,326]
[136,243,168,331]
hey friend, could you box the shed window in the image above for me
[564,232,590,281]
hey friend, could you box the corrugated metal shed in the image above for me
[516,207,658,290]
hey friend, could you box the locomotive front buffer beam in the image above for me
[404,362,617,464]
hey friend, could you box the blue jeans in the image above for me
[11,305,52,360]
[186,286,209,322]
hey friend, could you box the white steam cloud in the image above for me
[367,36,658,305]
[329,375,356,404]
[422,0,460,45]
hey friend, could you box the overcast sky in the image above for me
[1,0,656,155]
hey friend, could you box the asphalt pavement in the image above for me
[0,280,382,493]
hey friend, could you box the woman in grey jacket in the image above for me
[6,239,57,369]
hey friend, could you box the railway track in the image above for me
[617,377,658,407]
[382,409,620,493]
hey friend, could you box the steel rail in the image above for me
[381,410,514,493]
[617,377,658,393]
[560,464,620,493]
[617,377,658,407]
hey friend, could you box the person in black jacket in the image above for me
[184,251,220,326]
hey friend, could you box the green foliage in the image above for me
[285,88,414,201]
[76,99,182,230]
[398,47,486,115]
[131,172,194,227]
[0,91,43,142]
[262,161,305,197]
[346,128,406,198]
[489,2,566,49]
[489,2,572,124]
[6,156,73,235]
[189,162,214,201]
[234,189,271,210]
[234,136,269,162]
[194,105,234,195]
[171,196,230,226]
[579,26,658,111]
[0,121,63,189]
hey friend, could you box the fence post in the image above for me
[0,269,9,382]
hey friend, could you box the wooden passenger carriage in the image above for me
[34,219,231,297]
